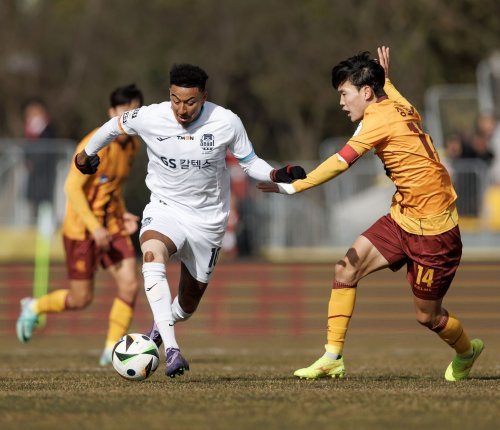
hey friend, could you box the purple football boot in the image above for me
[165,347,190,378]
[147,322,163,348]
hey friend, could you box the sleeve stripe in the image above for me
[236,150,256,163]
[117,117,127,135]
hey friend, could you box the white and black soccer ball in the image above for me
[112,333,160,381]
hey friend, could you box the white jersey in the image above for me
[118,101,256,233]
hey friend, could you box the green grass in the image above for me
[2,262,500,429]
[1,333,499,430]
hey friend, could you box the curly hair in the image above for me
[170,64,209,91]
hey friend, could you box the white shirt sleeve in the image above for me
[227,112,255,160]
[225,111,274,180]
[118,107,143,135]
[238,155,274,181]
[84,107,144,156]
[84,117,122,156]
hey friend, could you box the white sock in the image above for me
[171,296,192,323]
[142,262,178,349]
[325,351,342,360]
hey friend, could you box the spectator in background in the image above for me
[451,115,495,217]
[22,97,58,218]
[469,112,495,164]
[475,111,497,146]
[444,131,468,167]
[443,131,474,216]
[488,115,500,184]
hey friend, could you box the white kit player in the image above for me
[75,64,306,378]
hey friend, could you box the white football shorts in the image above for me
[139,200,224,283]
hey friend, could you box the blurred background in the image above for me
[1,0,500,261]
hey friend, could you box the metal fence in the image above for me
[249,155,500,254]
[0,139,499,260]
[0,139,75,225]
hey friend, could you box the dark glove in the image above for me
[74,152,100,175]
[271,165,306,183]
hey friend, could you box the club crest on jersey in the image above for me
[141,217,153,228]
[200,134,215,152]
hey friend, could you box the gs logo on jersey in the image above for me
[200,134,215,152]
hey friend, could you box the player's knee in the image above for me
[68,292,93,310]
[334,262,358,284]
[119,279,139,302]
[415,313,435,329]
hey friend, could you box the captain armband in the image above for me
[337,144,361,166]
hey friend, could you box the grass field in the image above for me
[1,261,499,430]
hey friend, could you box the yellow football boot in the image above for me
[294,355,345,380]
[445,338,484,381]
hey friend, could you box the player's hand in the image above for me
[75,150,100,175]
[377,46,390,78]
[92,226,111,251]
[270,165,306,183]
[123,212,140,235]
[257,181,296,194]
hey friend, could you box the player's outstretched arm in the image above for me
[257,181,296,194]
[75,117,124,175]
[377,46,390,79]
[255,164,305,194]
[377,46,411,106]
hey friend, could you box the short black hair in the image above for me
[331,52,386,97]
[170,64,209,91]
[109,83,144,108]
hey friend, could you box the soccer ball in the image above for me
[112,333,160,381]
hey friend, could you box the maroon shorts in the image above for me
[362,215,462,300]
[63,233,136,280]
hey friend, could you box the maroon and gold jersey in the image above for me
[347,80,457,234]
[63,129,140,240]
[349,81,456,213]
[292,79,458,235]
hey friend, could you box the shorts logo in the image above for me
[141,217,153,227]
[200,134,215,152]
[75,260,86,273]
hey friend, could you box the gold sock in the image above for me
[325,281,357,357]
[105,298,134,349]
[33,290,69,314]
[432,309,472,356]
